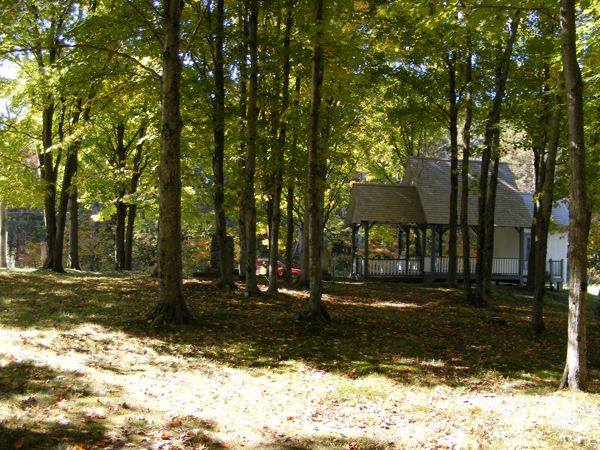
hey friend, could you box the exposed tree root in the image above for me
[296,307,331,324]
[146,301,192,328]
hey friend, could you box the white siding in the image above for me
[493,227,521,258]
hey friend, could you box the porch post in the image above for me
[518,227,525,286]
[362,220,369,280]
[419,225,426,273]
[351,224,357,277]
[396,226,403,258]
[430,225,437,274]
[405,226,410,274]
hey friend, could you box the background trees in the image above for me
[0,0,597,387]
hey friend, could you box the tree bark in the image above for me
[268,0,293,293]
[447,50,459,287]
[68,184,81,270]
[0,200,7,268]
[474,14,520,306]
[211,0,234,290]
[148,0,191,326]
[284,185,295,283]
[236,0,249,282]
[299,0,330,323]
[461,32,473,304]
[531,91,561,333]
[559,0,590,391]
[41,103,57,269]
[53,99,89,273]
[243,0,259,296]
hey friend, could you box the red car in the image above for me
[256,258,301,278]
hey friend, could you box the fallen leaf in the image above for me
[161,432,170,440]
[14,437,25,449]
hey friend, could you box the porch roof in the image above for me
[344,184,426,226]
[405,157,532,227]
[345,157,533,228]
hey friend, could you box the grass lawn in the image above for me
[0,269,599,449]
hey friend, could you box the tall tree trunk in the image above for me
[68,184,81,270]
[559,0,590,391]
[114,122,127,270]
[298,197,310,288]
[237,0,249,282]
[211,0,234,290]
[53,99,87,273]
[284,185,295,282]
[148,0,191,326]
[461,32,473,304]
[299,0,330,322]
[244,0,259,297]
[527,66,553,290]
[41,103,57,269]
[447,50,459,287]
[243,0,259,296]
[531,91,561,333]
[0,200,7,268]
[474,14,520,306]
[124,123,147,271]
[124,204,137,270]
[268,0,293,293]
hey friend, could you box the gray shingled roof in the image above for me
[345,157,533,227]
[520,193,570,228]
[344,184,426,226]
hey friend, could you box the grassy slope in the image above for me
[0,269,599,449]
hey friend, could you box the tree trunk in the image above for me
[0,200,7,268]
[461,32,473,304]
[242,0,259,296]
[124,204,136,270]
[559,0,590,391]
[148,0,191,326]
[268,0,293,294]
[284,185,295,283]
[237,0,249,283]
[447,50,459,287]
[531,91,561,333]
[211,0,234,290]
[114,122,127,270]
[474,14,520,306]
[298,197,310,289]
[68,184,81,270]
[298,0,330,323]
[41,104,57,269]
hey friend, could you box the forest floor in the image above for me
[0,269,599,450]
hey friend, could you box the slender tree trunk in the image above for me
[0,200,7,268]
[237,0,249,283]
[559,0,590,391]
[474,14,520,306]
[124,124,147,271]
[148,0,191,326]
[243,0,259,296]
[298,198,310,288]
[124,204,136,270]
[41,104,57,269]
[68,184,81,270]
[114,122,127,270]
[299,0,330,323]
[447,50,459,287]
[268,0,293,293]
[211,0,234,290]
[461,32,473,304]
[284,185,295,282]
[531,91,561,333]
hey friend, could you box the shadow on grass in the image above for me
[0,360,109,450]
[0,270,599,391]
